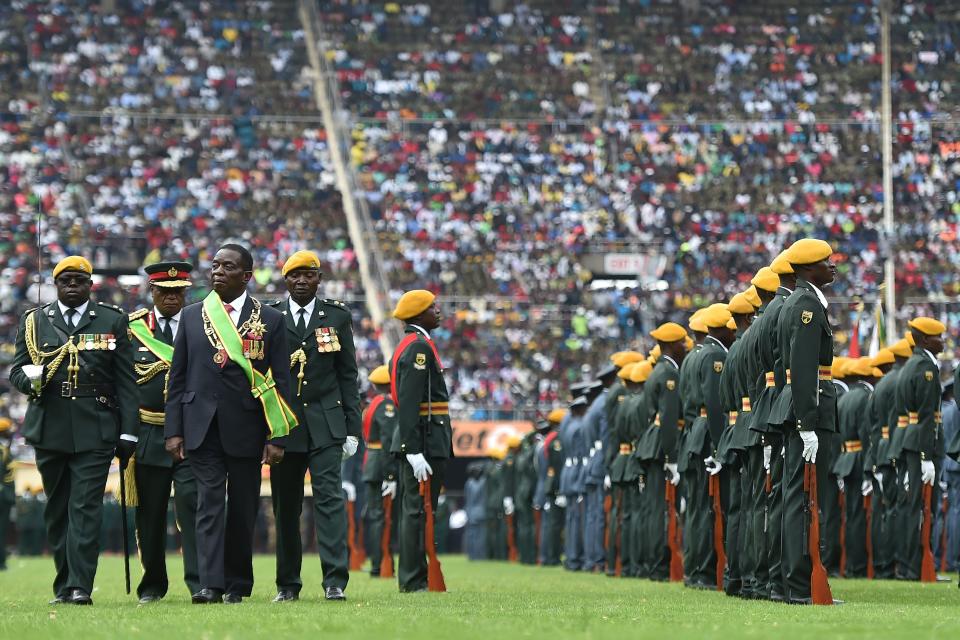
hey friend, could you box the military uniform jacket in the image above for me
[730,323,762,451]
[768,279,837,433]
[717,333,745,464]
[677,343,705,473]
[485,460,506,515]
[895,348,942,460]
[10,301,138,453]
[274,297,361,453]
[389,326,452,458]
[583,390,609,486]
[558,414,584,496]
[636,357,681,464]
[833,382,873,479]
[542,430,564,497]
[867,365,901,469]
[361,392,398,483]
[751,287,791,432]
[681,339,725,470]
[129,309,178,467]
[607,390,640,483]
[515,432,540,506]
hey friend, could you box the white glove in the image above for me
[921,460,936,485]
[680,496,687,515]
[503,496,515,515]
[903,470,910,494]
[381,480,397,498]
[941,479,949,492]
[763,445,772,471]
[861,478,873,496]
[799,430,818,463]
[664,462,680,486]
[576,494,584,504]
[341,481,356,502]
[704,456,722,476]
[406,453,433,482]
[874,470,884,486]
[603,475,612,490]
[555,495,568,508]
[342,436,359,458]
[543,501,551,512]
[837,477,845,492]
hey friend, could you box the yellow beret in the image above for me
[612,351,644,368]
[905,331,915,347]
[629,360,654,384]
[610,351,628,363]
[684,336,695,352]
[871,349,895,367]
[650,322,687,343]
[547,408,567,424]
[751,267,780,293]
[908,317,946,336]
[688,309,708,334]
[831,357,849,379]
[872,367,884,378]
[0,417,12,432]
[846,357,875,377]
[506,433,523,448]
[488,446,507,460]
[786,238,833,265]
[368,365,390,385]
[726,318,737,330]
[744,286,762,308]
[392,290,436,320]
[770,251,794,275]
[617,362,638,380]
[889,339,912,358]
[648,345,661,363]
[281,250,321,277]
[728,293,754,315]
[701,303,733,329]
[53,256,93,279]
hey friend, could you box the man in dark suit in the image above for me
[9,255,139,605]
[164,244,296,604]
[268,250,362,602]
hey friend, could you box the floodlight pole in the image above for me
[881,0,897,341]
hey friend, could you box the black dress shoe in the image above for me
[191,588,223,604]
[138,594,163,604]
[325,587,346,601]
[66,589,93,605]
[223,593,243,604]
[769,591,786,603]
[48,595,66,605]
[273,590,299,603]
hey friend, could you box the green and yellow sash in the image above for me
[129,317,174,364]
[202,292,298,438]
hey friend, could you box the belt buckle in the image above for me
[61,381,72,397]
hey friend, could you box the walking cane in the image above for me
[805,463,833,604]
[119,463,131,595]
[420,478,446,591]
[380,494,394,578]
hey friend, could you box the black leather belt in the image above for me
[61,382,116,399]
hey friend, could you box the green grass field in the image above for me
[1,555,959,639]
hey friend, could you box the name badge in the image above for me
[315,327,341,353]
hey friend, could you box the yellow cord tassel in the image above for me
[120,457,139,507]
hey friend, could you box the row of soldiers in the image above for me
[461,239,956,604]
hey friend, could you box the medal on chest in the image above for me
[315,326,341,353]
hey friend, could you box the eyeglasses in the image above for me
[55,275,92,286]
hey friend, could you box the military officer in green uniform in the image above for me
[485,446,509,559]
[866,342,910,578]
[128,261,200,603]
[768,238,838,605]
[613,361,652,577]
[514,423,542,564]
[361,365,398,577]
[0,418,14,570]
[389,290,453,592]
[535,408,566,566]
[635,323,687,581]
[9,255,139,604]
[894,317,945,580]
[269,251,362,602]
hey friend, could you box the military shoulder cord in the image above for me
[24,311,80,389]
[290,348,307,396]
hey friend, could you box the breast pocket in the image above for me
[323,396,347,438]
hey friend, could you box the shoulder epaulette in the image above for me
[267,300,283,308]
[128,308,150,321]
[323,298,348,309]
[96,301,124,314]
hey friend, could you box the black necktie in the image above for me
[66,308,78,329]
[160,317,174,343]
[296,309,307,335]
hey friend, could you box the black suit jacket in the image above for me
[164,295,292,458]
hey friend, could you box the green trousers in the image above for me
[720,459,742,595]
[398,457,447,591]
[741,444,768,597]
[872,463,897,578]
[818,436,842,575]
[896,452,923,580]
[35,448,113,597]
[683,464,715,587]
[271,446,349,593]
[843,463,868,577]
[765,431,784,598]
[643,464,669,581]
[0,495,12,569]
[515,502,537,564]
[364,481,387,576]
[134,461,199,598]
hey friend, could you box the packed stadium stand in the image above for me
[1,0,960,426]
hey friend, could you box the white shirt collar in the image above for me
[705,335,729,353]
[923,349,940,369]
[153,307,182,323]
[288,297,316,319]
[58,300,89,322]
[808,281,828,309]
[409,323,431,338]
[221,291,247,325]
[834,379,849,392]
